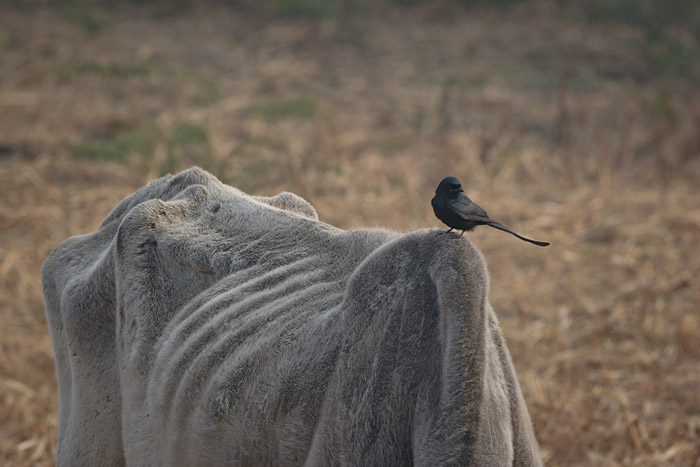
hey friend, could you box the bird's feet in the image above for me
[435,229,462,239]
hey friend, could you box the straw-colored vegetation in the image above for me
[1,1,699,465]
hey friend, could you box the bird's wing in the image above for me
[453,195,550,247]
[452,196,490,220]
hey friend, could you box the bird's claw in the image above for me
[436,229,461,239]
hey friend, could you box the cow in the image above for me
[42,167,543,466]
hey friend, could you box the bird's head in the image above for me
[435,176,464,198]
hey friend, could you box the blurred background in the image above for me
[1,0,699,465]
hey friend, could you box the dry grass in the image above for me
[1,2,699,465]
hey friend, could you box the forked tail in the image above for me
[487,222,550,247]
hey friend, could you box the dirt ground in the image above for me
[1,1,699,465]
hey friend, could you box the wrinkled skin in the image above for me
[42,168,543,467]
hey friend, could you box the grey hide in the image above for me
[42,167,543,467]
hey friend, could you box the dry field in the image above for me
[1,1,699,465]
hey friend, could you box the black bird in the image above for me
[431,176,549,247]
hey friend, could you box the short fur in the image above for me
[42,167,543,467]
